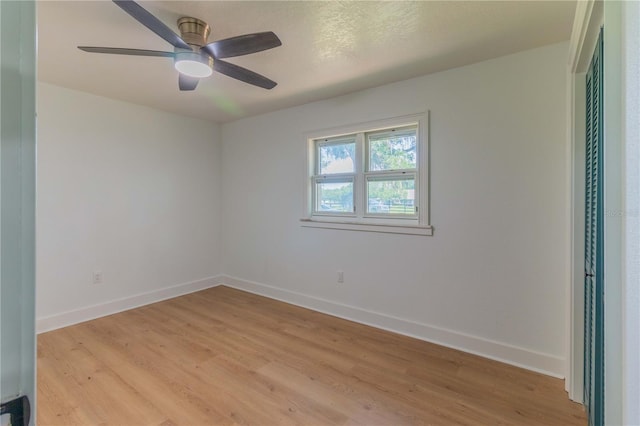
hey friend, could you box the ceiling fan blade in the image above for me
[203,32,282,59]
[179,74,199,91]
[78,46,175,57]
[213,59,277,89]
[112,0,191,50]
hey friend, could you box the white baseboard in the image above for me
[36,275,223,334]
[220,275,566,378]
[37,273,566,378]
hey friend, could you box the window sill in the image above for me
[300,218,433,236]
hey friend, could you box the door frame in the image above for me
[566,0,602,403]
[567,2,638,425]
[0,0,37,424]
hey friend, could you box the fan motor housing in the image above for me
[177,17,210,49]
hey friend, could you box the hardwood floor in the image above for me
[37,286,586,425]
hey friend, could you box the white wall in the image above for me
[623,2,640,423]
[603,3,624,422]
[36,83,222,331]
[220,42,570,376]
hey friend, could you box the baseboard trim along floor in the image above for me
[36,274,564,378]
[220,275,565,378]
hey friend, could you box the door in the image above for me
[584,27,604,426]
[0,1,37,425]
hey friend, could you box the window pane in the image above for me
[319,139,355,174]
[316,181,354,213]
[367,177,415,215]
[368,129,416,171]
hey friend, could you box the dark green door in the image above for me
[584,27,604,426]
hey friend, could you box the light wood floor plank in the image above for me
[38,286,586,425]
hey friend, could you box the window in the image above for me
[302,113,432,235]
[314,136,356,214]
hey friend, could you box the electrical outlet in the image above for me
[337,271,344,283]
[93,271,103,285]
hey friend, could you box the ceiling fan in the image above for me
[78,0,282,91]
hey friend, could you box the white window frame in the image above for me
[301,112,432,236]
[364,126,419,219]
[312,136,357,217]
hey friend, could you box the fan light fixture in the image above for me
[174,51,213,78]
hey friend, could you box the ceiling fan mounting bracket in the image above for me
[177,17,210,49]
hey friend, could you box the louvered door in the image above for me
[584,27,604,426]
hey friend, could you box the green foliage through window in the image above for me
[367,178,415,215]
[317,181,353,212]
[368,129,416,171]
[319,139,355,174]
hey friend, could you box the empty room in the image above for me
[1,1,639,425]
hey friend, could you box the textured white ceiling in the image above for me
[38,1,576,123]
